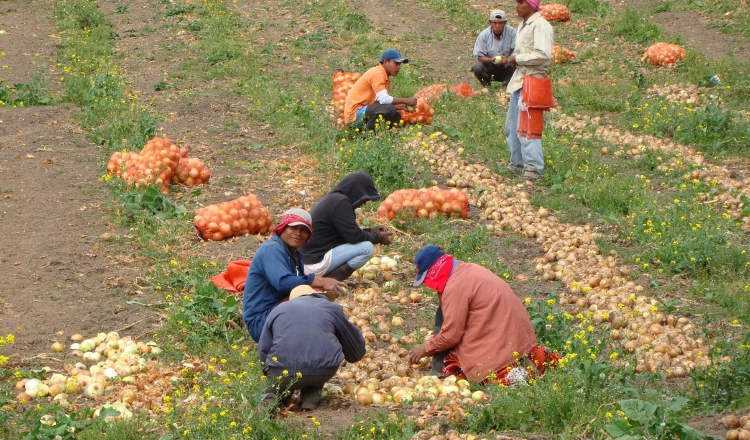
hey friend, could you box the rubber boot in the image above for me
[325,263,357,281]
[430,350,449,377]
[300,387,322,411]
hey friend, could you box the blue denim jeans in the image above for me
[327,241,374,272]
[505,89,544,174]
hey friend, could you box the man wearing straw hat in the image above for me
[258,285,366,411]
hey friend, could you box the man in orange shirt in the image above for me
[408,245,559,384]
[343,49,418,131]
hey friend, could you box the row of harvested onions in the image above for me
[550,111,750,231]
[327,282,487,410]
[14,332,165,420]
[404,131,712,377]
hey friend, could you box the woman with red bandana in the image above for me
[408,245,559,384]
[242,208,346,342]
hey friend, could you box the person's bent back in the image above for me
[257,286,366,410]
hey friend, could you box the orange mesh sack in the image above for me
[450,82,476,98]
[551,45,576,64]
[106,137,210,194]
[331,70,361,126]
[377,187,469,221]
[541,3,570,22]
[415,83,447,104]
[398,98,435,125]
[641,43,686,67]
[194,194,274,241]
[522,75,558,110]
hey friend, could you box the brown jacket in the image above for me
[424,261,537,382]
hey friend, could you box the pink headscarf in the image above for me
[272,209,313,242]
[525,0,542,11]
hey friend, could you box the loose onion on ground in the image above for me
[194,193,274,241]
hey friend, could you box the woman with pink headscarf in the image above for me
[504,0,554,181]
[242,208,346,342]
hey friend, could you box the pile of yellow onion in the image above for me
[551,109,750,231]
[330,283,487,409]
[398,131,715,378]
[723,413,750,440]
[354,255,401,281]
[13,332,210,422]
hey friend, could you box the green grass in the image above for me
[2,0,749,438]
[0,72,52,107]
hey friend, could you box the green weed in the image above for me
[620,93,750,157]
[608,8,665,44]
[116,185,188,220]
[334,129,431,194]
[605,397,710,439]
[167,282,245,347]
[688,331,750,410]
[0,73,52,107]
[335,413,416,440]
[565,0,611,15]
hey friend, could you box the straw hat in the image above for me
[289,285,336,301]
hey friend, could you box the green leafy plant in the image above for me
[334,130,430,194]
[605,397,710,439]
[20,407,120,440]
[336,413,416,440]
[0,74,51,107]
[608,8,664,44]
[171,282,244,345]
[117,185,188,219]
[688,331,750,410]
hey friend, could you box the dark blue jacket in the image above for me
[243,234,315,342]
[258,293,366,376]
[300,171,382,265]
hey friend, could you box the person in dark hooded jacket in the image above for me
[299,172,393,281]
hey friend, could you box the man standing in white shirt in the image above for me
[505,0,554,181]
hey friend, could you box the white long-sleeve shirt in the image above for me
[507,12,554,94]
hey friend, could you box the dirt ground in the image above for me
[610,0,750,62]
[0,0,743,436]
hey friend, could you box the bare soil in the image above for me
[0,0,743,436]
[611,0,750,62]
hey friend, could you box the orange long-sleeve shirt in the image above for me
[424,261,538,382]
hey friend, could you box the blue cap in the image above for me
[380,49,409,64]
[413,245,446,287]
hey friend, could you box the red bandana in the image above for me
[273,214,313,242]
[423,254,454,293]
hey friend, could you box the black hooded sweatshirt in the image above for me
[299,172,381,265]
